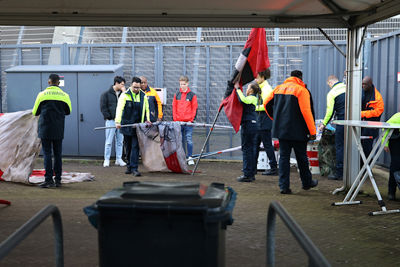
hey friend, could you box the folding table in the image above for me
[332,120,400,216]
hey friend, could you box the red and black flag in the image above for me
[219,28,270,133]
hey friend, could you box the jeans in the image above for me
[241,121,257,178]
[41,139,63,183]
[104,120,124,160]
[278,139,312,190]
[255,130,277,170]
[124,132,140,171]
[181,125,193,157]
[335,125,344,178]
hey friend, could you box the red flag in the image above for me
[220,28,270,133]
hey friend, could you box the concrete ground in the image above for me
[0,159,399,267]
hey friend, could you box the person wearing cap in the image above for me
[263,70,318,194]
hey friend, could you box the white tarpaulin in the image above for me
[0,110,41,183]
[0,110,94,184]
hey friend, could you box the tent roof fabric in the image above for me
[0,0,399,28]
[5,65,124,73]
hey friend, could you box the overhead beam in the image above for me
[0,13,353,28]
[317,27,346,58]
[350,0,400,28]
[318,0,346,14]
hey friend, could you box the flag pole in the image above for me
[191,108,223,176]
[191,73,242,176]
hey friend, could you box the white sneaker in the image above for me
[115,159,127,167]
[187,157,195,166]
[103,159,110,167]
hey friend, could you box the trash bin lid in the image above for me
[97,181,229,210]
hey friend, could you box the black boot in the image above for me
[262,167,278,176]
[125,167,132,174]
[39,180,55,188]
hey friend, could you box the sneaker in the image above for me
[237,175,254,182]
[328,174,343,180]
[39,181,55,189]
[280,188,292,194]
[115,159,127,167]
[303,179,318,190]
[262,168,278,176]
[187,157,195,166]
[54,179,62,188]
[103,159,110,167]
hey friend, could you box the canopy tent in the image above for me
[1,0,399,190]
[0,0,399,28]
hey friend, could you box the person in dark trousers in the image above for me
[383,112,400,201]
[115,77,150,177]
[361,76,384,159]
[32,74,72,188]
[255,69,278,176]
[263,70,318,194]
[140,76,163,122]
[100,76,126,168]
[235,82,260,182]
[172,76,198,165]
[318,75,346,180]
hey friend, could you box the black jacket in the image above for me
[32,86,71,140]
[100,86,120,120]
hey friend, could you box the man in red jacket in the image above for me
[172,76,198,165]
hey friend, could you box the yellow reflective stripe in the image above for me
[322,83,345,125]
[322,91,335,125]
[115,92,128,124]
[32,86,71,115]
[141,95,150,122]
[237,89,257,106]
[382,112,400,147]
[256,81,273,111]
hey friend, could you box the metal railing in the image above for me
[267,201,330,267]
[0,204,64,267]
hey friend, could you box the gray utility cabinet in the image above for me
[5,65,123,157]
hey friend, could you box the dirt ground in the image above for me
[1,159,400,267]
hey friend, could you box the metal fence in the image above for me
[364,30,400,167]
[0,41,347,159]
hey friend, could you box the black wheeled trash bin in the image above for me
[95,181,236,267]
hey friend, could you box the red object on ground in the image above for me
[164,152,183,173]
[0,199,11,205]
[30,169,46,177]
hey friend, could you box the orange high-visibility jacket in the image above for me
[263,77,316,141]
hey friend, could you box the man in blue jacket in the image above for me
[32,74,71,188]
